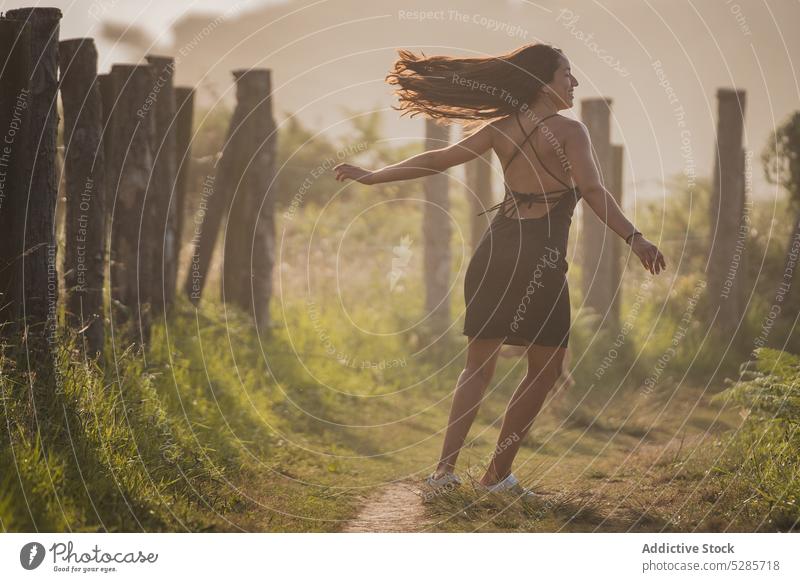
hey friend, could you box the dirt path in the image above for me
[342,479,430,532]
[334,384,741,533]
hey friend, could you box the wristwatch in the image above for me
[625,230,642,245]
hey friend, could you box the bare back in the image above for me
[490,113,578,219]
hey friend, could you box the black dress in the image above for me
[463,112,582,348]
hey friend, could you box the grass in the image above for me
[0,301,372,532]
[2,174,798,532]
[419,381,745,532]
[709,348,800,531]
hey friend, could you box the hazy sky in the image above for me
[1,0,276,67]
[2,0,798,205]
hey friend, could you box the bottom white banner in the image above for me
[1,533,797,581]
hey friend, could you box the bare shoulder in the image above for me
[560,117,589,139]
[486,113,584,143]
[485,115,521,148]
[487,116,514,136]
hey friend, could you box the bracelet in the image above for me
[625,230,642,245]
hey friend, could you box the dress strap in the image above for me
[476,187,573,217]
[510,111,573,190]
[502,111,560,174]
[476,198,510,218]
[479,111,572,218]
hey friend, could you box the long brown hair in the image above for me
[385,43,565,123]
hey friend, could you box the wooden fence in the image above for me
[0,7,278,366]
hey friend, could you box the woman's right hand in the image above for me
[334,163,376,185]
[631,235,667,275]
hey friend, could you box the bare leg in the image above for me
[480,344,566,485]
[434,337,504,477]
[546,346,574,407]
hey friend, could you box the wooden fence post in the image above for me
[423,119,451,335]
[0,18,31,338]
[708,88,747,336]
[609,143,625,324]
[222,69,276,330]
[5,7,62,363]
[221,71,257,311]
[59,38,106,359]
[184,77,246,305]
[97,72,116,323]
[97,73,116,186]
[145,55,178,314]
[579,97,621,330]
[467,150,493,252]
[173,86,195,270]
[108,63,156,345]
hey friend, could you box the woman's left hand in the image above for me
[631,235,667,275]
[334,163,376,185]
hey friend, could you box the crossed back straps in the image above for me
[503,111,572,190]
[477,111,577,218]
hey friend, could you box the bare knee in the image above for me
[520,366,561,396]
[463,338,502,384]
[463,362,495,384]
[524,347,566,389]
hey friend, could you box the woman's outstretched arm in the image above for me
[565,121,667,275]
[334,122,493,185]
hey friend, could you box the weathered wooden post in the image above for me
[185,82,245,305]
[423,119,451,334]
[221,69,276,330]
[244,71,277,332]
[5,7,62,361]
[221,72,256,312]
[0,18,31,337]
[173,86,195,264]
[97,73,116,185]
[97,72,116,308]
[708,89,747,335]
[145,55,178,314]
[108,63,156,345]
[609,144,625,323]
[579,97,621,330]
[467,150,493,251]
[59,38,106,358]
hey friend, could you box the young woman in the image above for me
[334,43,666,498]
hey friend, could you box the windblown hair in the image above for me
[386,43,565,123]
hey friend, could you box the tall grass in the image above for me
[0,317,257,531]
[712,347,800,530]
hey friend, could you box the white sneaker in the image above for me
[476,473,544,500]
[424,471,462,489]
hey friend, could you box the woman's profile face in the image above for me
[545,56,579,109]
